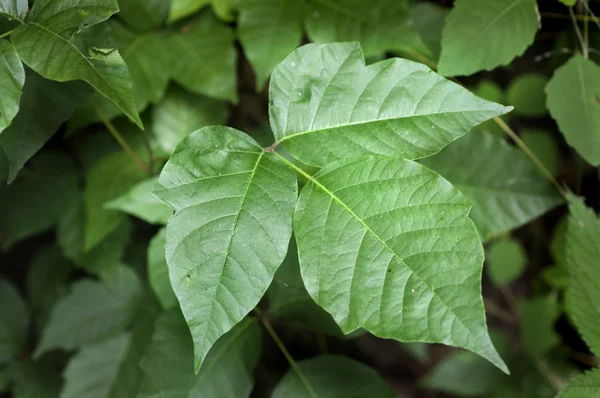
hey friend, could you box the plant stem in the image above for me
[92,102,150,175]
[541,11,596,22]
[569,7,588,58]
[483,297,516,325]
[0,30,13,40]
[493,117,568,200]
[254,308,319,398]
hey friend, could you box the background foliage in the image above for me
[1,0,600,397]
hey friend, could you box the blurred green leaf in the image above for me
[507,74,548,117]
[519,295,560,357]
[0,279,29,365]
[147,228,177,310]
[118,0,168,32]
[106,177,172,224]
[272,355,397,398]
[487,238,527,286]
[168,0,235,23]
[521,129,560,177]
[9,355,64,398]
[471,80,509,138]
[410,2,449,62]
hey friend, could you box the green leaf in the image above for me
[168,0,211,23]
[521,129,560,177]
[153,126,297,371]
[557,0,577,6]
[438,0,540,76]
[0,0,26,19]
[506,73,548,117]
[422,131,563,241]
[106,177,172,224]
[118,0,168,32]
[152,86,229,154]
[9,356,63,398]
[267,236,344,337]
[487,238,527,286]
[11,0,143,128]
[565,194,600,358]
[35,265,143,357]
[139,310,261,397]
[84,151,147,251]
[557,368,600,398]
[294,156,507,372]
[0,279,29,364]
[147,228,177,310]
[167,11,237,102]
[272,355,396,398]
[0,151,78,248]
[0,40,24,134]
[411,2,449,62]
[0,69,92,182]
[546,55,600,166]
[304,0,426,58]
[422,332,512,396]
[236,0,305,89]
[519,295,560,357]
[26,246,72,330]
[270,42,511,168]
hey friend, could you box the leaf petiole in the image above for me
[0,30,13,40]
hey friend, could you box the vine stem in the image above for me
[92,102,150,175]
[492,117,568,200]
[483,297,516,325]
[253,308,319,398]
[569,7,588,59]
[0,29,13,40]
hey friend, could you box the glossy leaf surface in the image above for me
[0,40,24,134]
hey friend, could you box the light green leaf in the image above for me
[0,69,92,182]
[168,11,237,102]
[487,238,527,286]
[168,0,211,23]
[546,55,600,166]
[270,42,511,168]
[139,310,261,397]
[152,86,229,154]
[521,129,560,177]
[106,177,172,224]
[0,279,29,364]
[422,131,563,241]
[267,236,344,337]
[438,0,540,76]
[422,332,512,396]
[411,2,449,62]
[294,156,507,372]
[519,295,560,357]
[0,0,27,19]
[147,228,177,310]
[558,0,577,6]
[236,0,305,89]
[153,126,297,371]
[26,246,72,330]
[118,0,168,32]
[35,265,143,357]
[565,194,600,357]
[272,355,396,398]
[304,0,426,58]
[0,151,78,248]
[0,40,24,134]
[557,368,600,398]
[542,266,569,290]
[11,0,143,128]
[506,73,548,117]
[84,151,147,251]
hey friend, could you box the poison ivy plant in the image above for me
[106,177,172,225]
[153,42,512,373]
[438,0,540,76]
[506,73,548,117]
[519,295,560,357]
[557,369,600,398]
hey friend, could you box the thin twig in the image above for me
[92,102,150,174]
[568,350,600,367]
[541,11,596,22]
[581,0,600,30]
[493,117,568,199]
[254,308,319,398]
[500,286,520,320]
[483,297,516,325]
[536,358,566,392]
[0,29,13,40]
[569,7,588,58]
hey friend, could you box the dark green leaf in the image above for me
[565,194,600,357]
[106,177,172,224]
[487,238,527,286]
[438,0,540,76]
[152,86,229,154]
[168,11,237,102]
[546,55,600,166]
[168,0,211,23]
[11,0,143,128]
[118,0,168,32]
[272,355,396,398]
[139,310,261,396]
[519,295,560,357]
[10,355,63,398]
[520,129,560,177]
[294,156,507,372]
[153,126,297,371]
[147,228,177,310]
[0,69,92,182]
[0,279,29,364]
[35,265,143,357]
[0,40,24,134]
[506,74,548,117]
[0,151,78,248]
[422,131,563,241]
[236,0,305,88]
[411,2,449,62]
[270,42,511,167]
